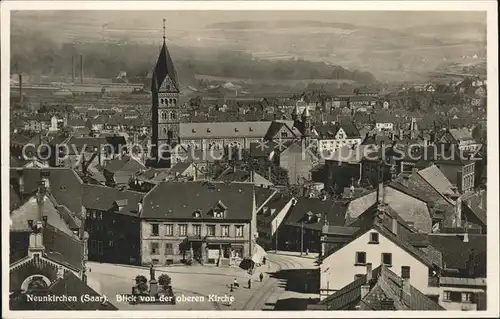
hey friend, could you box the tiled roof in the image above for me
[215,169,251,183]
[104,155,145,174]
[427,234,486,277]
[249,141,278,158]
[328,144,377,163]
[417,165,456,197]
[449,128,475,142]
[462,191,487,225]
[82,184,144,216]
[264,121,297,140]
[314,265,443,310]
[12,168,84,215]
[322,225,359,236]
[141,181,256,221]
[282,197,348,231]
[179,121,290,139]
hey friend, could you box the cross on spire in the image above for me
[163,18,166,43]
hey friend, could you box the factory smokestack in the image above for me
[72,56,75,83]
[19,74,23,108]
[80,54,84,84]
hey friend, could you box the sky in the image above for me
[13,10,486,32]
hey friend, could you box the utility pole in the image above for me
[300,221,304,256]
[275,219,278,253]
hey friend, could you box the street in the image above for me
[86,252,318,310]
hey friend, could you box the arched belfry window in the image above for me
[170,112,177,120]
[173,99,177,105]
[169,99,173,105]
[160,98,164,105]
[162,128,167,135]
[161,112,167,120]
[167,130,173,140]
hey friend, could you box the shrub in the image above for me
[158,274,172,288]
[137,281,149,294]
[135,275,148,285]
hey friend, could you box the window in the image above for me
[382,253,392,266]
[179,224,187,236]
[193,224,201,236]
[109,240,114,247]
[151,242,159,255]
[221,225,230,237]
[207,225,215,236]
[165,224,173,236]
[97,241,103,255]
[354,274,364,280]
[401,266,411,279]
[92,211,96,219]
[369,232,379,244]
[280,131,288,138]
[165,243,174,255]
[151,224,159,237]
[235,225,244,237]
[462,292,473,303]
[355,252,366,265]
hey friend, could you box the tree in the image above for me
[158,274,172,288]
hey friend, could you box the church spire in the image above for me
[163,18,166,43]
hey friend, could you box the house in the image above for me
[279,142,318,185]
[460,190,487,234]
[474,86,486,98]
[374,111,395,132]
[315,121,362,155]
[309,264,444,310]
[83,184,143,265]
[440,128,481,153]
[355,88,379,97]
[349,96,377,109]
[345,183,433,233]
[256,195,293,251]
[215,168,274,187]
[395,164,459,231]
[319,202,442,300]
[22,114,52,132]
[139,181,273,266]
[276,197,348,254]
[263,120,302,142]
[428,233,487,310]
[9,178,115,310]
[324,144,378,193]
[103,155,146,186]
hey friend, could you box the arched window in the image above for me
[162,128,167,135]
[170,112,177,120]
[160,98,164,105]
[173,99,177,105]
[169,99,173,105]
[161,112,167,120]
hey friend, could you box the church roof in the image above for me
[151,40,179,93]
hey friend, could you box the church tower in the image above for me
[301,104,312,144]
[150,19,180,167]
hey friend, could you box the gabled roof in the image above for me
[141,181,256,221]
[264,121,298,140]
[11,168,84,215]
[82,184,144,216]
[312,265,444,310]
[179,121,292,139]
[215,169,251,183]
[417,164,456,197]
[462,191,487,226]
[282,197,348,231]
[428,234,486,277]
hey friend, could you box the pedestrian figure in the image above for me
[248,279,252,289]
[230,283,233,292]
[233,278,239,288]
[259,273,264,282]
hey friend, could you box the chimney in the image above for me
[391,217,398,235]
[36,182,46,222]
[463,232,469,243]
[71,56,75,83]
[80,54,84,84]
[479,192,483,209]
[366,263,373,281]
[42,216,48,228]
[138,199,143,214]
[360,283,370,299]
[377,183,384,204]
[19,74,23,108]
[400,277,411,303]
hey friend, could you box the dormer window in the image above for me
[193,210,201,218]
[249,127,254,131]
[235,128,239,132]
[114,199,128,211]
[210,200,227,218]
[192,129,196,133]
[207,128,211,133]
